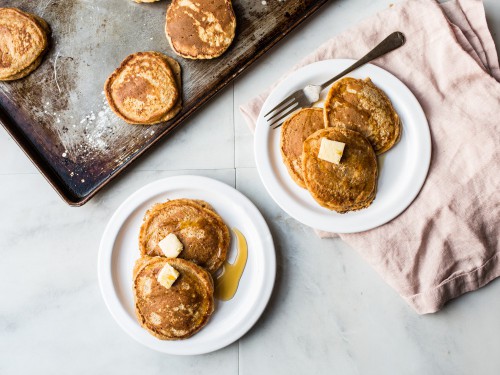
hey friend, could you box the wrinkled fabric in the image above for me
[240,0,500,314]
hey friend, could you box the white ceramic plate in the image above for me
[254,59,431,233]
[98,176,276,355]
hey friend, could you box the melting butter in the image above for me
[215,228,247,301]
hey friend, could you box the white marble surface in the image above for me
[1,0,500,374]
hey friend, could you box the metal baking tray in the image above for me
[0,0,328,205]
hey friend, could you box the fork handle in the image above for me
[319,31,406,90]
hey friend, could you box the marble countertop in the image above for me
[1,0,499,374]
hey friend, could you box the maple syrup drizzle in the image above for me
[215,228,247,301]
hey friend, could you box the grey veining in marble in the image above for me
[1,0,500,374]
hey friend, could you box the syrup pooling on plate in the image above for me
[215,228,248,301]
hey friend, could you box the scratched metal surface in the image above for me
[0,0,329,205]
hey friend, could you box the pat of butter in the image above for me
[157,263,180,289]
[158,233,183,258]
[318,138,345,164]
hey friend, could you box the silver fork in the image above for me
[265,31,406,129]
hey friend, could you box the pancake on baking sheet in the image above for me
[324,77,400,155]
[3,14,52,81]
[280,108,325,188]
[0,8,50,81]
[302,127,378,213]
[105,51,182,125]
[139,199,230,274]
[133,256,214,340]
[165,0,236,59]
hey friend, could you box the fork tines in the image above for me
[264,90,305,128]
[267,101,299,128]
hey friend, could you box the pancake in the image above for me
[165,0,236,59]
[139,199,230,274]
[324,77,400,154]
[302,127,378,213]
[133,256,214,340]
[105,51,181,125]
[0,8,49,81]
[1,13,51,81]
[280,108,325,188]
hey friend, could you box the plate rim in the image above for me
[254,59,431,233]
[98,175,276,355]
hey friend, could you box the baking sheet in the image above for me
[0,0,329,205]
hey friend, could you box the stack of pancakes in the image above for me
[105,51,182,125]
[133,198,230,340]
[280,77,401,213]
[0,8,50,81]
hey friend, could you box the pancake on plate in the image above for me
[139,199,230,274]
[105,51,182,125]
[323,77,400,154]
[0,8,50,81]
[133,256,214,340]
[302,127,378,213]
[280,108,325,188]
[165,0,236,59]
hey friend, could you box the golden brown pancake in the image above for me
[302,127,378,213]
[133,256,214,340]
[280,108,325,188]
[0,8,49,81]
[139,199,230,274]
[105,51,181,125]
[3,14,51,81]
[324,77,400,154]
[165,0,236,59]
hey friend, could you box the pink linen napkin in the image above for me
[240,0,500,314]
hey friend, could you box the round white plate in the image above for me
[254,59,431,233]
[98,176,276,355]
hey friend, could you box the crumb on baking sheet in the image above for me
[262,0,286,5]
